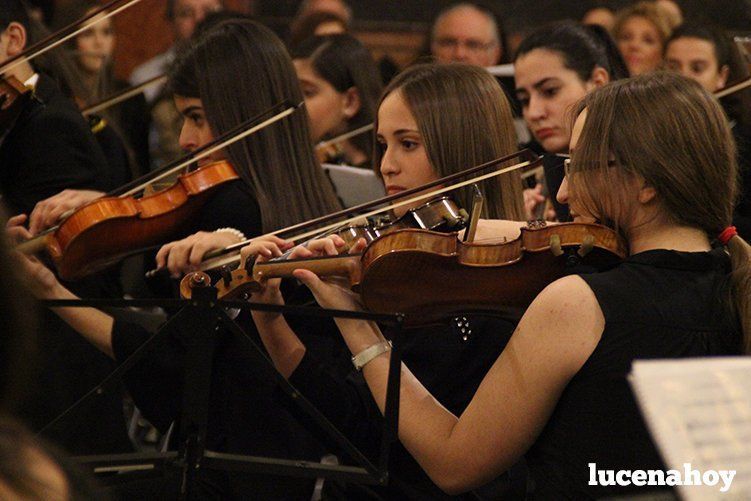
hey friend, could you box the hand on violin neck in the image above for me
[239,235,293,269]
[287,235,367,260]
[241,236,293,324]
[11,247,65,300]
[29,189,103,235]
[156,230,245,278]
[294,268,363,313]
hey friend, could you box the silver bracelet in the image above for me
[214,227,246,242]
[351,341,392,371]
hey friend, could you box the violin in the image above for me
[18,160,239,280]
[15,102,299,280]
[183,221,626,325]
[180,196,469,300]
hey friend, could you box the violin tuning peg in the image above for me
[549,234,564,257]
[577,235,595,258]
[220,265,232,287]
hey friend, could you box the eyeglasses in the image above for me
[433,37,497,54]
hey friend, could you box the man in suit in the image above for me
[0,1,110,216]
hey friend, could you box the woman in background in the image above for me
[513,21,628,220]
[613,1,672,75]
[291,33,383,167]
[665,23,751,239]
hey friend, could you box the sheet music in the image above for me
[629,358,751,501]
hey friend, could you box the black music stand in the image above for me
[41,288,405,500]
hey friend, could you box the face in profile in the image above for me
[514,48,594,154]
[294,58,358,142]
[174,95,223,164]
[376,90,438,218]
[665,37,728,92]
[430,6,501,67]
[616,16,663,76]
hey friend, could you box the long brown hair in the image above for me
[170,18,342,232]
[374,63,525,220]
[571,72,751,353]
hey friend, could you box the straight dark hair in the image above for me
[667,23,751,131]
[169,18,341,232]
[515,21,629,82]
[291,34,383,161]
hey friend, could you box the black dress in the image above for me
[286,315,521,500]
[526,248,741,500]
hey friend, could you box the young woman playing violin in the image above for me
[11,17,344,499]
[514,21,628,221]
[293,72,749,499]
[238,63,529,499]
[291,33,383,167]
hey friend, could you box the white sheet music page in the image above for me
[629,357,751,501]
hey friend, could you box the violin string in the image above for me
[1,0,144,75]
[196,158,534,271]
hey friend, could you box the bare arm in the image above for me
[296,273,604,494]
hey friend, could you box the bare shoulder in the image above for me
[513,275,605,374]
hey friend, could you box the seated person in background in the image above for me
[291,34,382,167]
[582,6,616,33]
[288,10,348,48]
[131,0,223,169]
[427,1,503,67]
[613,1,672,76]
[52,0,151,183]
[665,23,751,239]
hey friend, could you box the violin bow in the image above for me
[0,0,144,75]
[195,149,542,271]
[82,74,168,116]
[714,76,751,99]
[119,104,300,197]
[315,123,374,151]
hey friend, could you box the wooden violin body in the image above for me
[25,160,239,280]
[354,223,625,322]
[191,222,626,324]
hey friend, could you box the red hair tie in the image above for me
[718,226,737,246]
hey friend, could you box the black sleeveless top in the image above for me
[527,248,741,500]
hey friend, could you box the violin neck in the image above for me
[253,254,360,283]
